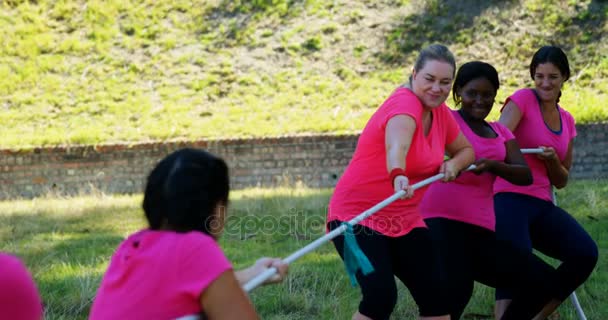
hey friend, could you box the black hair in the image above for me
[408,44,456,84]
[143,148,230,235]
[452,61,499,105]
[530,46,571,81]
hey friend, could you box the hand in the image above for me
[440,160,459,182]
[537,146,558,162]
[470,158,495,175]
[393,175,414,199]
[252,257,288,285]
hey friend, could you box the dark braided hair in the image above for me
[530,46,570,103]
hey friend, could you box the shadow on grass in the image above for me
[0,205,140,252]
[0,212,126,320]
[35,235,122,320]
[0,211,130,319]
[0,190,336,319]
[196,0,306,47]
[0,180,606,319]
[379,0,515,64]
[251,254,356,319]
[378,0,607,67]
[552,0,607,51]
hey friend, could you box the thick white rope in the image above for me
[521,148,543,154]
[179,147,586,320]
[243,169,448,291]
[244,150,547,291]
[174,173,448,320]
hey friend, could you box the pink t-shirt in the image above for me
[0,253,43,320]
[494,88,577,201]
[90,230,232,320]
[327,87,461,237]
[420,110,515,231]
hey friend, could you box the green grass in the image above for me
[1,180,606,319]
[0,0,607,148]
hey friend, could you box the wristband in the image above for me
[389,168,406,184]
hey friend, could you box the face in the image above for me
[457,77,497,121]
[411,60,454,109]
[533,62,565,102]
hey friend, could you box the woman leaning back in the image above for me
[327,44,475,320]
[494,46,599,319]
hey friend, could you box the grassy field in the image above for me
[0,180,606,319]
[1,0,607,148]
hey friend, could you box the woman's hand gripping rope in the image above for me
[243,172,449,292]
[243,148,545,292]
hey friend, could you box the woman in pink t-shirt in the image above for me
[494,46,598,319]
[90,149,288,320]
[0,253,44,320]
[420,61,560,320]
[327,44,475,320]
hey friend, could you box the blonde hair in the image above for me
[409,44,456,84]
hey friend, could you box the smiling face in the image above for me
[457,77,497,121]
[533,62,566,103]
[411,60,454,109]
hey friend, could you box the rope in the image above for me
[242,151,554,291]
[181,147,588,320]
[243,171,451,291]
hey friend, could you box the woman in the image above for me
[90,148,288,320]
[327,44,475,320]
[494,46,599,319]
[420,61,558,320]
[0,253,44,320]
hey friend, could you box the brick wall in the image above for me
[0,124,606,200]
[0,135,357,199]
[570,123,608,179]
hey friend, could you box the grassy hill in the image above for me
[1,0,607,148]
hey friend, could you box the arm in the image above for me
[385,115,416,172]
[500,98,571,187]
[385,115,416,197]
[234,258,288,286]
[200,270,259,320]
[471,139,532,186]
[539,140,574,189]
[498,101,523,132]
[443,132,475,181]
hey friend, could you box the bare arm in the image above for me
[499,99,572,187]
[498,101,523,132]
[385,115,416,172]
[444,132,475,181]
[540,140,573,189]
[234,258,288,286]
[200,270,259,320]
[472,139,532,186]
[385,115,417,197]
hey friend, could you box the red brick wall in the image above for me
[0,134,357,199]
[0,124,606,200]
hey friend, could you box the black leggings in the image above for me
[328,220,449,319]
[425,217,559,320]
[494,192,598,301]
